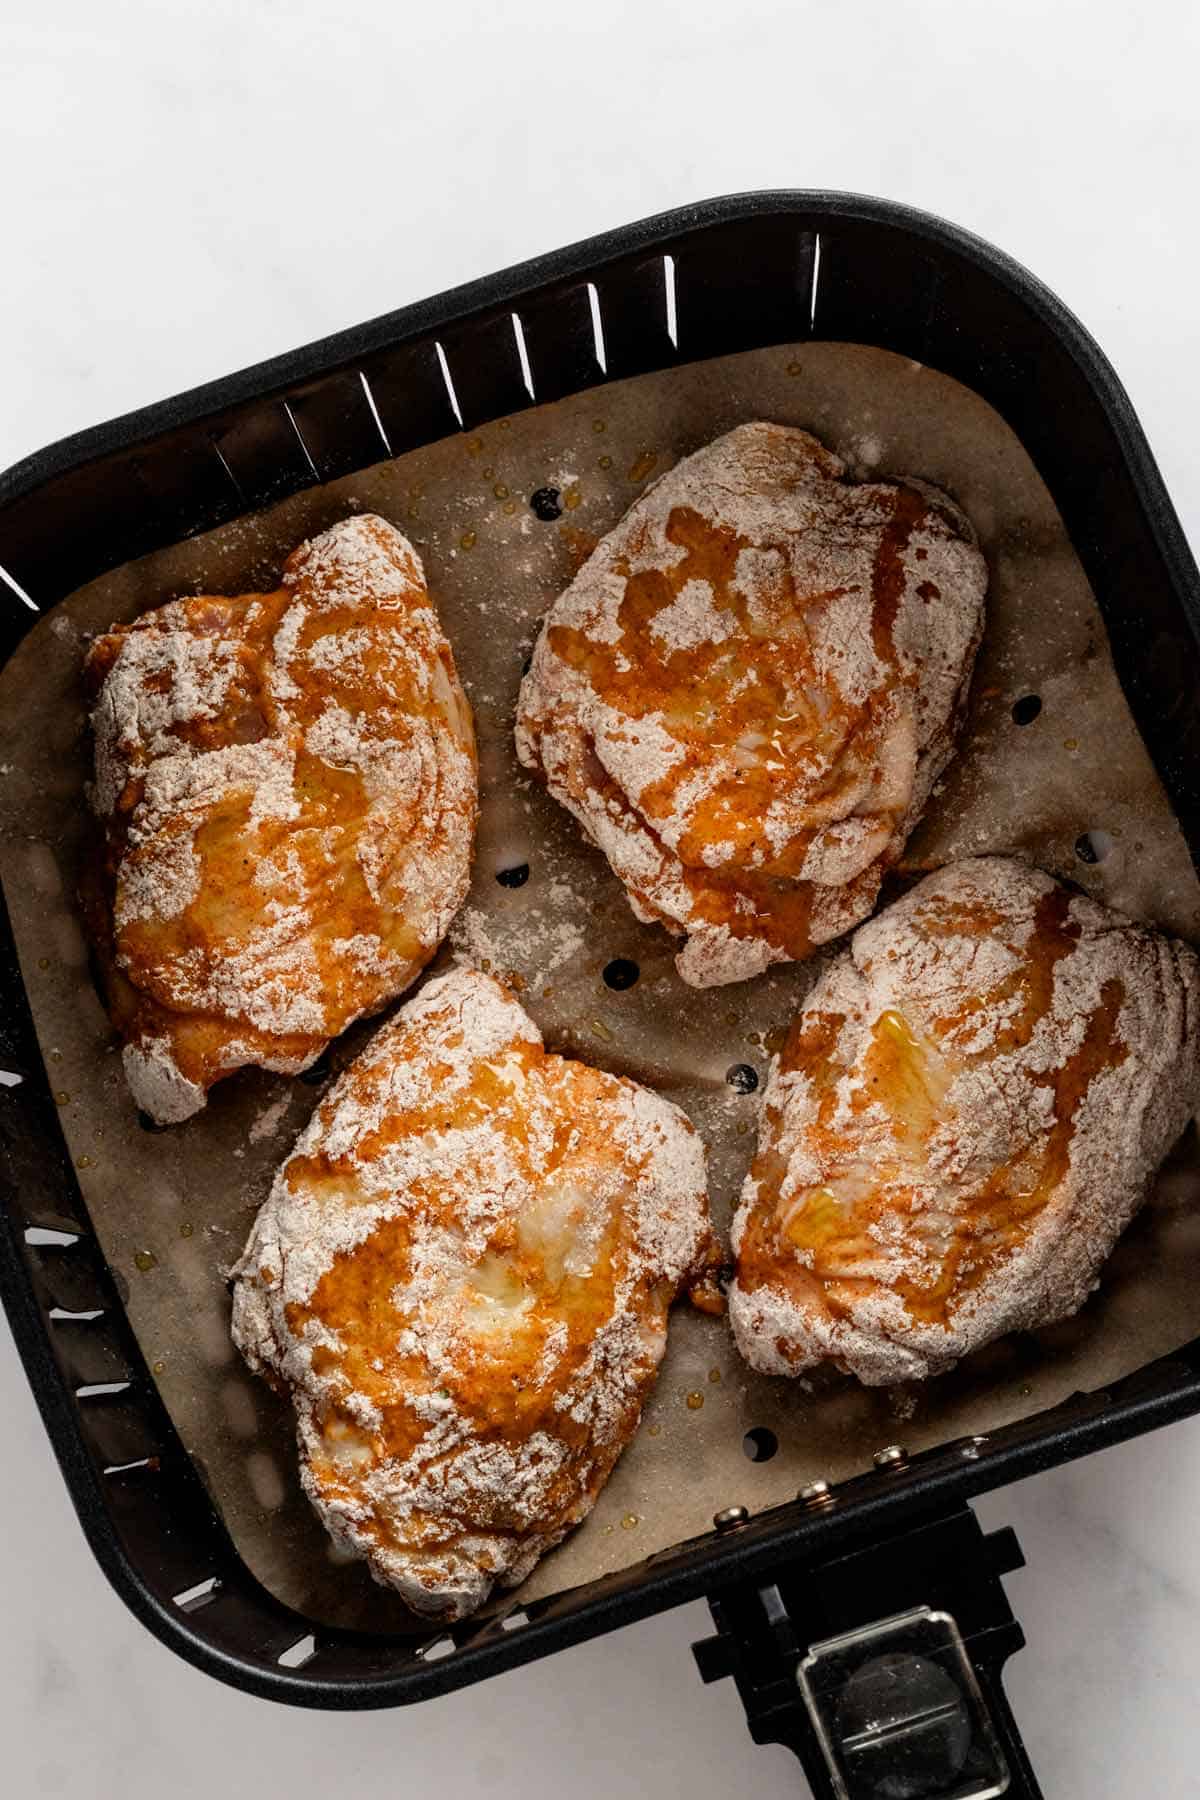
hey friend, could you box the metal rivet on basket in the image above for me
[873,1444,908,1469]
[713,1506,749,1533]
[799,1479,833,1505]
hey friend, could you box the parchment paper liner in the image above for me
[2,342,1198,1632]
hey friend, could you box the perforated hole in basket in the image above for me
[1075,829,1116,866]
[743,1427,779,1464]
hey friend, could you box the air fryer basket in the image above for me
[2,193,1199,1791]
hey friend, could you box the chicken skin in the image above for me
[83,515,476,1122]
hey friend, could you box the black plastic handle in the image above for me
[695,1503,1043,1798]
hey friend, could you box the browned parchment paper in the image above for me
[2,341,1199,1633]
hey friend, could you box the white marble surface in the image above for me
[4,2,1200,1795]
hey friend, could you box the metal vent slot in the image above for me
[509,282,604,405]
[79,1394,162,1473]
[361,339,460,455]
[25,1241,107,1316]
[173,1576,220,1612]
[588,283,608,373]
[285,369,393,482]
[419,1635,456,1662]
[434,342,464,427]
[663,254,678,347]
[436,312,536,429]
[209,435,245,503]
[277,1634,317,1669]
[592,253,677,379]
[358,370,393,456]
[0,565,36,613]
[671,223,816,360]
[810,226,941,359]
[24,1225,80,1248]
[76,1380,132,1400]
[103,1456,156,1476]
[0,1066,25,1085]
[281,401,321,484]
[213,403,319,510]
[129,433,244,539]
[511,313,535,401]
[49,1305,105,1322]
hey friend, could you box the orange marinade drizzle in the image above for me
[739,893,1130,1332]
[85,552,472,1094]
[893,976,1127,1323]
[544,491,935,961]
[280,1035,680,1547]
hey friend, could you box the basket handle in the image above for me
[694,1501,1043,1798]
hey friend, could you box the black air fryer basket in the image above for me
[2,193,1199,1800]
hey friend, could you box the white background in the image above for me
[4,3,1200,1795]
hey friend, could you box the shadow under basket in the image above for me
[2,192,1199,1797]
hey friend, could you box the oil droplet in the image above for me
[603,1525,614,1536]
[592,418,607,433]
[466,437,483,455]
[482,465,495,479]
[736,1120,750,1136]
[408,482,423,498]
[724,1011,740,1027]
[620,1512,639,1530]
[134,1249,157,1272]
[503,499,518,515]
[498,418,511,431]
[1063,737,1079,751]
[647,1423,662,1437]
[49,1049,63,1063]
[493,483,510,500]
[75,1155,92,1170]
[152,1360,165,1375]
[460,530,477,550]
[179,1221,195,1239]
[1018,1382,1033,1397]
[747,1030,762,1046]
[94,1127,105,1140]
[598,453,613,469]
[564,486,582,511]
[627,450,658,482]
[686,1391,705,1410]
[708,1367,721,1384]
[55,1091,70,1106]
[765,1026,788,1055]
[38,957,51,970]
[591,1019,613,1042]
[787,360,803,375]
